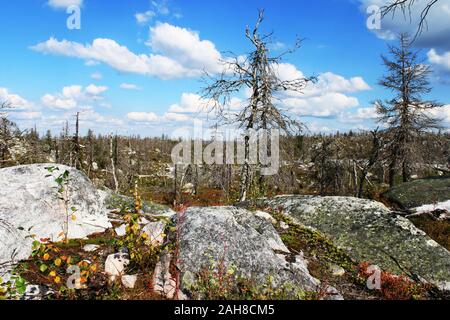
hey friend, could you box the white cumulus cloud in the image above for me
[41,84,108,110]
[428,49,450,72]
[272,64,371,117]
[168,93,211,114]
[0,88,33,110]
[31,23,225,80]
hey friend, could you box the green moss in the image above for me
[271,210,355,271]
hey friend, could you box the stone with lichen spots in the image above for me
[176,206,343,299]
[253,195,450,292]
[0,164,111,274]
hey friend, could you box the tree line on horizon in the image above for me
[1,8,448,205]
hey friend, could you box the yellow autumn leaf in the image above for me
[71,215,77,221]
[42,253,50,261]
[54,258,62,267]
[54,276,61,284]
[90,264,97,272]
[49,271,56,277]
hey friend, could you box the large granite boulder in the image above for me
[253,195,450,291]
[0,164,111,273]
[176,206,342,299]
[382,176,450,210]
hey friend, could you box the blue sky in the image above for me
[0,0,449,137]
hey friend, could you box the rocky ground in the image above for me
[0,164,449,300]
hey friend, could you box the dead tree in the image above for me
[109,134,119,193]
[357,129,381,198]
[375,33,442,186]
[381,0,439,40]
[202,10,315,201]
[73,112,83,170]
[86,129,94,178]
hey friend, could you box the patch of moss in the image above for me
[271,210,355,271]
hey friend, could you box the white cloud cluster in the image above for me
[428,104,450,124]
[124,63,372,126]
[273,63,371,118]
[148,23,223,74]
[135,11,156,24]
[0,88,42,120]
[167,93,211,114]
[48,0,83,9]
[0,88,33,110]
[31,22,224,80]
[41,84,108,110]
[135,0,173,24]
[428,49,450,73]
[127,93,211,124]
[339,106,378,124]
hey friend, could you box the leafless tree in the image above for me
[381,0,439,40]
[375,33,443,186]
[109,134,119,193]
[73,112,83,170]
[357,129,382,198]
[202,10,315,201]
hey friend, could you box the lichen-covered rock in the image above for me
[382,177,450,210]
[0,164,111,273]
[255,195,450,290]
[100,190,175,218]
[176,206,342,299]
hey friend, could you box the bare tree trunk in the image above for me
[388,154,397,187]
[357,130,381,198]
[109,135,119,193]
[193,164,199,196]
[353,161,359,197]
[74,112,81,170]
[239,135,251,202]
[174,164,178,205]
